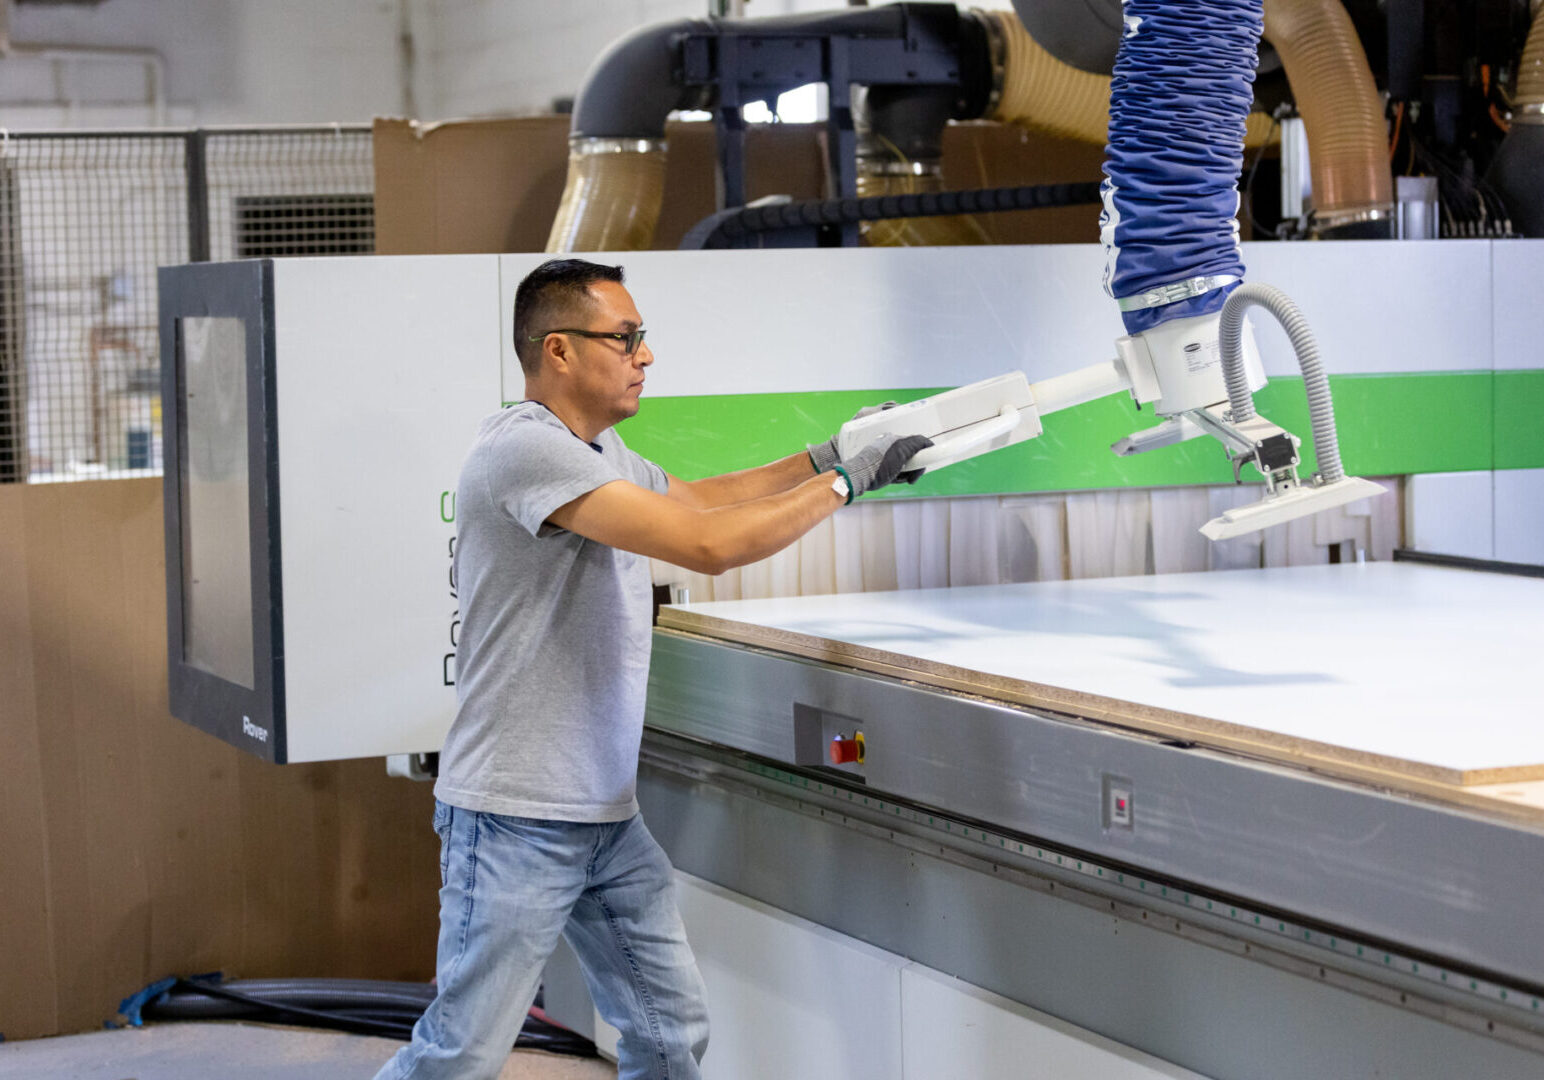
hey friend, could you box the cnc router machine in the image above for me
[159,244,1544,1079]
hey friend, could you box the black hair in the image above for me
[512,258,626,376]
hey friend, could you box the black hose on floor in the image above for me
[130,975,598,1059]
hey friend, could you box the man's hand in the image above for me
[834,433,933,502]
[808,401,899,473]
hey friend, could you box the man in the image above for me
[376,258,928,1080]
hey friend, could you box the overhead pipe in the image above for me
[547,5,960,252]
[545,17,709,252]
[547,4,1271,252]
[549,1,1388,252]
[1487,5,1544,237]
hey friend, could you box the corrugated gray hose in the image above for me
[1218,282,1346,484]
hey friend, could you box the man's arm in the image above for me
[550,473,844,576]
[665,401,903,510]
[665,451,815,510]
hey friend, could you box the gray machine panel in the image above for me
[636,753,1544,1080]
[645,629,1544,990]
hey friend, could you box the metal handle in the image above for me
[905,405,1022,470]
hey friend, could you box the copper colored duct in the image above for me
[1263,0,1393,233]
[1520,2,1544,109]
[987,11,1278,150]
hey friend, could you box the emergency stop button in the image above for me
[829,732,865,765]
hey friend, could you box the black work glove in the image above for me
[808,401,900,473]
[833,433,933,503]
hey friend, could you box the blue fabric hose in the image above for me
[1101,0,1265,333]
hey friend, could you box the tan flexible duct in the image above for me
[1517,2,1544,115]
[1262,0,1392,226]
[856,162,992,246]
[989,2,1396,229]
[987,11,1278,150]
[545,139,668,252]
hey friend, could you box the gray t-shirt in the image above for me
[434,401,667,822]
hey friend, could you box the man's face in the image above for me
[562,280,653,424]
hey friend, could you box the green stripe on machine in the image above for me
[618,370,1543,496]
[1495,370,1544,471]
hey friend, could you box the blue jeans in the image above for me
[375,802,709,1080]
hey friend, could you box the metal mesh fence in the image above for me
[206,128,374,261]
[0,125,372,483]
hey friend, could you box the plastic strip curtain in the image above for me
[651,482,1400,602]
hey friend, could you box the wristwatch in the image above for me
[830,467,853,505]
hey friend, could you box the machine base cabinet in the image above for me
[548,872,1204,1079]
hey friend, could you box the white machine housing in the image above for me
[159,256,499,763]
[157,243,1531,763]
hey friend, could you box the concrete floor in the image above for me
[0,1021,615,1079]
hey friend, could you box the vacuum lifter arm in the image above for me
[836,289,1384,541]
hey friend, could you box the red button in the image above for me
[829,736,861,765]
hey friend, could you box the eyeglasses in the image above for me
[529,327,647,356]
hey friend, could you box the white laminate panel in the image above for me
[1495,468,1544,566]
[1492,241,1544,371]
[1242,240,1493,377]
[681,563,1544,775]
[1406,470,1495,561]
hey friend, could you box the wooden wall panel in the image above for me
[0,484,59,1040]
[0,479,441,1041]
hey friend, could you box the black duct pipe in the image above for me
[570,6,958,141]
[853,8,997,246]
[1010,0,1125,74]
[1486,4,1544,237]
[1487,125,1544,236]
[569,18,710,140]
[865,85,958,163]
